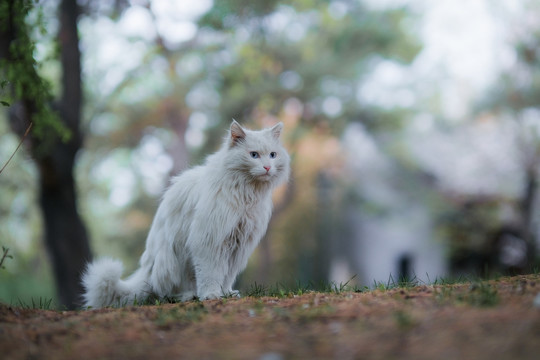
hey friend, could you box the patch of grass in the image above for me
[372,274,421,291]
[125,294,181,308]
[244,282,294,298]
[244,276,364,298]
[373,273,498,291]
[155,302,208,329]
[247,299,265,317]
[463,282,499,307]
[16,297,54,310]
[267,301,336,323]
[220,290,241,299]
[271,306,289,319]
[434,286,456,304]
[432,276,467,286]
[434,281,499,308]
[0,262,56,307]
[295,303,336,323]
[393,310,416,331]
[311,275,364,294]
[244,282,300,298]
[245,282,270,297]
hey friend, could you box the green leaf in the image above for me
[0,100,10,107]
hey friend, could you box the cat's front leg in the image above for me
[221,242,257,298]
[222,270,241,297]
[196,267,242,299]
[191,254,229,300]
[196,275,226,300]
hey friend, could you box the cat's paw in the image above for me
[223,289,241,298]
[199,289,240,300]
[199,291,222,300]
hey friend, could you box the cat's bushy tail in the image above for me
[82,258,150,308]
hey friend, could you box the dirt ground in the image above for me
[1,274,540,360]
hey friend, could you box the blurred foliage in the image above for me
[199,0,421,143]
[482,1,540,113]
[0,0,70,142]
[200,0,281,29]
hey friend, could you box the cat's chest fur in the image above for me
[211,183,272,248]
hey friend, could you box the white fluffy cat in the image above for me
[82,120,290,308]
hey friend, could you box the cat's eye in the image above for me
[250,152,260,159]
[269,152,277,159]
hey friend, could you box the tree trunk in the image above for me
[38,145,91,309]
[38,0,91,310]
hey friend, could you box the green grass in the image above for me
[154,302,208,328]
[244,276,365,298]
[370,271,506,291]
[84,273,503,309]
[434,281,499,307]
[372,275,420,291]
[15,297,55,310]
[367,273,501,308]
[6,271,513,311]
[462,282,500,307]
[393,309,417,331]
[0,262,56,307]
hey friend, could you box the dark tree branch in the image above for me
[0,121,32,175]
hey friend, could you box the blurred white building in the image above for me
[335,123,446,286]
[336,116,535,286]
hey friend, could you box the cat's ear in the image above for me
[230,120,246,146]
[269,122,284,140]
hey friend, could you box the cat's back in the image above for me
[167,164,208,198]
[164,154,225,205]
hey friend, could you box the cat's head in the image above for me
[224,120,290,186]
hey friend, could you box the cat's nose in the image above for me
[263,165,271,172]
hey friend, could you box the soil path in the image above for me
[1,274,540,359]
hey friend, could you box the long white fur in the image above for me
[82,121,290,308]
